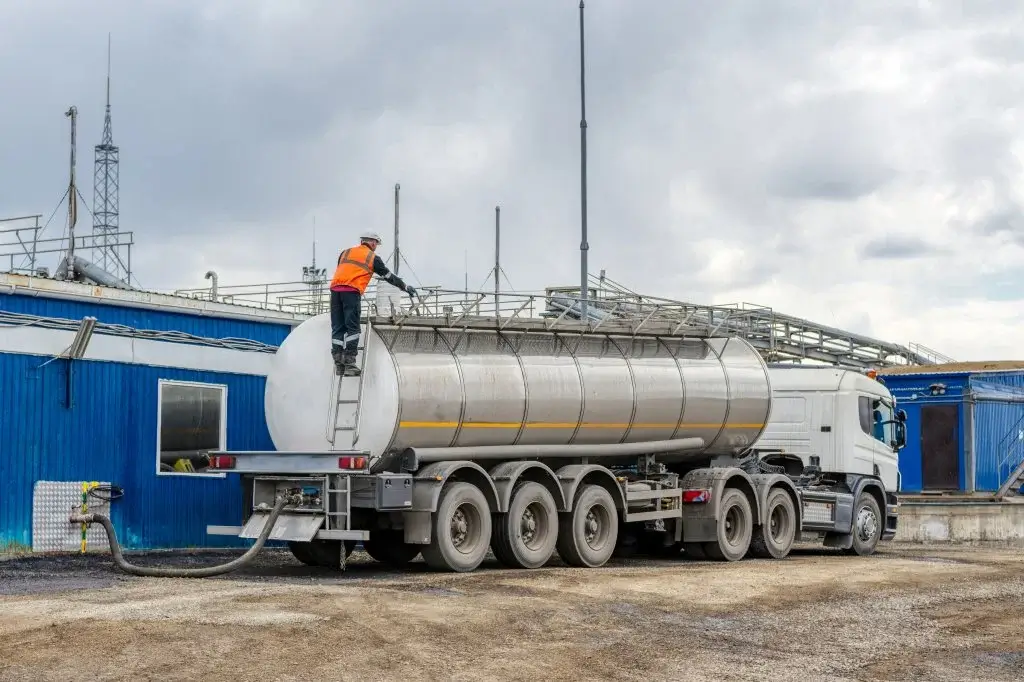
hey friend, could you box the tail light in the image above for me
[682,489,711,504]
[338,456,367,470]
[209,455,236,470]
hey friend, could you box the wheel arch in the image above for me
[488,461,565,513]
[410,460,499,513]
[749,473,802,530]
[555,464,626,513]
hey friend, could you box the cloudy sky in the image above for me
[2,0,1023,360]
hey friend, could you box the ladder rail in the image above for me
[326,319,372,448]
[349,318,372,446]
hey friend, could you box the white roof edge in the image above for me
[0,272,308,325]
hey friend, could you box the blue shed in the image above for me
[877,362,1024,495]
[0,273,305,553]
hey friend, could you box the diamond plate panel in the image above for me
[32,481,112,553]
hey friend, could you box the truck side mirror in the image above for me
[897,409,907,423]
[895,422,907,449]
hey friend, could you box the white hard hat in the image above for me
[360,231,383,243]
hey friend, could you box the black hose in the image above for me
[69,495,290,578]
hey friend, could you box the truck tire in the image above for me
[748,488,796,559]
[556,484,618,568]
[364,530,421,567]
[492,481,559,569]
[288,539,355,569]
[703,487,753,562]
[421,482,492,572]
[845,491,882,556]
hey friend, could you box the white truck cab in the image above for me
[756,365,907,493]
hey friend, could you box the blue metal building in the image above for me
[0,273,304,552]
[877,363,1024,494]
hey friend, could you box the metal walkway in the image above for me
[173,271,948,370]
[540,274,941,369]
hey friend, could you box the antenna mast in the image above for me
[578,1,590,320]
[494,205,501,317]
[92,33,130,284]
[393,183,400,273]
[65,106,78,280]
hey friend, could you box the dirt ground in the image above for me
[1,542,1022,682]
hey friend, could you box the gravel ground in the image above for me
[0,542,1022,681]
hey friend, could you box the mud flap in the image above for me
[240,512,325,542]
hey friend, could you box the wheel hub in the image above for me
[855,506,878,542]
[520,507,537,543]
[451,508,469,547]
[584,510,600,547]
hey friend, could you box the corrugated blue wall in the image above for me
[0,352,273,551]
[880,373,968,493]
[878,370,1024,493]
[970,374,1024,493]
[0,289,297,552]
[0,293,294,347]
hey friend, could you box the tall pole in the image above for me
[494,205,501,317]
[65,106,78,280]
[393,183,400,273]
[578,1,589,321]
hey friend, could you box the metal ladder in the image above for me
[325,320,371,450]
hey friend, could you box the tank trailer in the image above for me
[194,311,907,573]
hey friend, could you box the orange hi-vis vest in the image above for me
[331,244,375,293]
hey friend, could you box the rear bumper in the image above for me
[207,524,370,542]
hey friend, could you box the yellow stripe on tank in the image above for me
[398,421,765,429]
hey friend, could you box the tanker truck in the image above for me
[204,311,907,572]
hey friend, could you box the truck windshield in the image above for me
[871,398,897,449]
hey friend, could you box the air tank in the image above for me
[264,314,772,464]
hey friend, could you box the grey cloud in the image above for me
[0,0,1022,352]
[860,235,946,260]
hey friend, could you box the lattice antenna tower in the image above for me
[92,34,129,283]
[301,217,328,315]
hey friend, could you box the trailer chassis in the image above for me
[206,449,897,572]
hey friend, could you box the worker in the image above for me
[329,231,416,376]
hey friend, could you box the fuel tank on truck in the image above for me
[264,314,772,466]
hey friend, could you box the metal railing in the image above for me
[171,271,940,368]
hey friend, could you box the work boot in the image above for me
[332,353,346,376]
[342,352,361,377]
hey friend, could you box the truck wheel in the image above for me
[748,488,796,559]
[288,539,355,569]
[845,491,882,556]
[364,530,421,567]
[556,484,618,568]
[703,487,752,562]
[421,482,492,572]
[492,481,559,569]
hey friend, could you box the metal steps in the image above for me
[325,321,371,450]
[996,459,1024,499]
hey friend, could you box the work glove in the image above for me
[406,286,418,298]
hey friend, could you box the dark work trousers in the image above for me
[330,289,362,363]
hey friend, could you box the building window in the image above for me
[157,379,227,476]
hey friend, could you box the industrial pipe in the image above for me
[403,437,706,463]
[205,270,219,300]
[69,495,289,578]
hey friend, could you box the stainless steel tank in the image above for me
[264,314,772,462]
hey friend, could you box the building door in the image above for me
[920,404,961,490]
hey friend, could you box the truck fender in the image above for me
[679,467,761,522]
[487,461,565,513]
[823,475,886,550]
[748,474,803,531]
[554,464,626,513]
[409,460,500,514]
